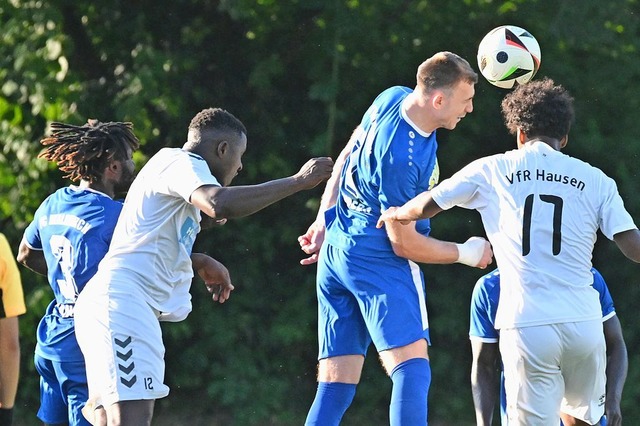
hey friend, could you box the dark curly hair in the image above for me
[187,108,247,144]
[501,78,575,140]
[40,120,140,183]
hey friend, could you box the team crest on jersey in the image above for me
[428,159,440,190]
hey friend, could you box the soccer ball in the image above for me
[477,25,541,89]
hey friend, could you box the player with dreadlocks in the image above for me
[17,120,139,426]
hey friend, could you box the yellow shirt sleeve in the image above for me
[0,233,26,318]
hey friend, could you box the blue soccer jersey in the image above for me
[469,268,614,425]
[23,186,123,362]
[325,86,440,257]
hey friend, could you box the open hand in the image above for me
[376,207,411,228]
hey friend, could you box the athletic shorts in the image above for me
[34,354,91,426]
[500,319,606,425]
[74,273,170,413]
[316,242,430,359]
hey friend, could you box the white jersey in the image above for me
[94,148,220,321]
[432,142,636,329]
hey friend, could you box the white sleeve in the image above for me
[431,158,491,211]
[598,175,637,239]
[165,154,221,202]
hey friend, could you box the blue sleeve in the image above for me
[23,203,45,250]
[469,272,500,341]
[590,268,615,318]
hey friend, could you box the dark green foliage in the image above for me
[2,1,640,424]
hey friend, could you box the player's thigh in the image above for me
[316,244,370,359]
[75,282,169,408]
[348,255,430,352]
[500,324,564,425]
[560,320,606,424]
[51,359,92,426]
[34,354,68,425]
[107,399,155,426]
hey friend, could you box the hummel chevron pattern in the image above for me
[114,336,137,388]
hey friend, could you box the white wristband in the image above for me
[455,237,486,267]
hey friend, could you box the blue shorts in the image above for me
[316,243,430,359]
[34,353,92,426]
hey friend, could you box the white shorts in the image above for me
[500,319,606,425]
[74,273,170,412]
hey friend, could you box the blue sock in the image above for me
[305,382,357,426]
[389,358,431,426]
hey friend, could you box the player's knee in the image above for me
[317,355,364,383]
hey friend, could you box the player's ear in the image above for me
[431,91,444,109]
[560,135,569,148]
[516,128,527,148]
[106,160,119,176]
[216,141,229,158]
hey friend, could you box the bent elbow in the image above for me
[390,243,409,259]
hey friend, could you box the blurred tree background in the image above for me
[1,0,639,424]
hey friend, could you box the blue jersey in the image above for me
[24,186,123,362]
[325,86,440,257]
[469,268,614,425]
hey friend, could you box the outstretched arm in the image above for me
[383,218,492,268]
[470,340,501,426]
[191,157,334,220]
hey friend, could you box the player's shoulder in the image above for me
[590,268,609,293]
[472,269,501,299]
[373,86,412,106]
[559,150,614,181]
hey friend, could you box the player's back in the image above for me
[28,186,122,303]
[434,141,635,329]
[483,142,633,328]
[24,186,123,361]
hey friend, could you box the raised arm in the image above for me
[470,339,501,426]
[191,157,333,220]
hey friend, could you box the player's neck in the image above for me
[403,93,437,134]
[521,136,563,151]
[79,180,115,198]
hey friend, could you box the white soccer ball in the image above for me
[477,25,541,89]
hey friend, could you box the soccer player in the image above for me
[470,268,627,426]
[0,233,26,426]
[298,51,493,426]
[17,120,140,426]
[377,77,640,425]
[72,107,333,425]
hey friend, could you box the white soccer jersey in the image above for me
[95,148,220,321]
[432,142,636,329]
